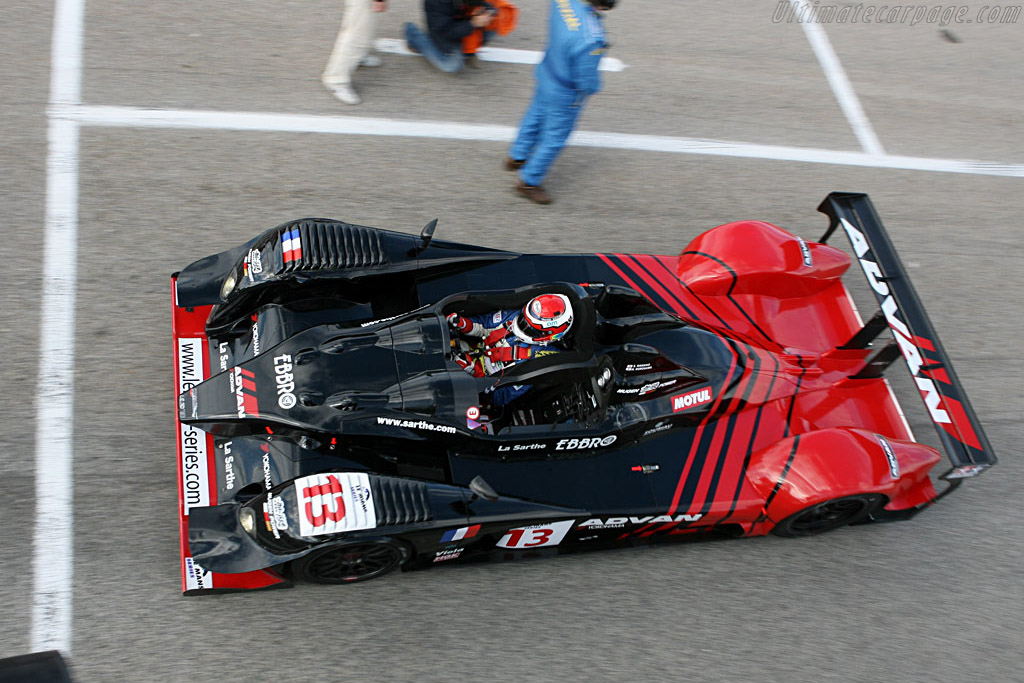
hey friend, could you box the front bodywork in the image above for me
[172,193,996,594]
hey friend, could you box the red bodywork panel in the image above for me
[599,218,941,533]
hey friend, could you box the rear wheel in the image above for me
[287,540,407,584]
[772,494,886,538]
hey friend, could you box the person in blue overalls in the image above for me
[506,0,616,205]
[448,293,573,405]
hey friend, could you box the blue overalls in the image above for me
[509,0,607,186]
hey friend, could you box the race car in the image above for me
[172,192,996,594]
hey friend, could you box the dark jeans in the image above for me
[404,22,464,73]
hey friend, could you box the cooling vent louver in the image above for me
[374,478,433,526]
[279,220,388,273]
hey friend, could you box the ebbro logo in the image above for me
[273,354,297,409]
[672,387,712,412]
[556,435,617,451]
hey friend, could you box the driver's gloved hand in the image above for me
[447,313,473,334]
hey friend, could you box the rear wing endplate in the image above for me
[817,192,996,481]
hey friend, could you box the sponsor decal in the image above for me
[466,406,481,421]
[630,464,660,474]
[840,218,951,425]
[233,366,259,418]
[260,444,274,490]
[217,342,230,372]
[376,416,457,434]
[263,494,289,538]
[945,464,989,479]
[639,382,660,395]
[555,0,581,31]
[251,319,261,356]
[492,311,502,324]
[177,338,209,514]
[642,421,672,437]
[578,514,703,529]
[222,441,236,490]
[796,237,814,267]
[273,354,297,409]
[360,312,404,328]
[441,525,480,543]
[498,520,575,549]
[497,442,546,452]
[434,548,463,563]
[672,387,712,412]
[625,362,653,372]
[876,435,900,479]
[247,248,263,275]
[555,435,617,451]
[280,228,302,264]
[184,557,212,591]
[295,472,377,537]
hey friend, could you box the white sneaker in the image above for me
[359,54,382,68]
[325,82,361,105]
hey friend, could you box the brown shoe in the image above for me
[516,180,552,205]
[504,156,526,171]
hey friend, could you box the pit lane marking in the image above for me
[789,0,886,155]
[56,105,1024,178]
[33,0,82,656]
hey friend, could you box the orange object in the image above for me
[462,0,518,55]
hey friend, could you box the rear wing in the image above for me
[817,192,996,481]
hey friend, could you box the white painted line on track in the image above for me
[373,37,628,71]
[56,105,1024,178]
[34,0,81,657]
[790,0,886,156]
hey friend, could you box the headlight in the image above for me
[239,506,256,535]
[220,271,238,300]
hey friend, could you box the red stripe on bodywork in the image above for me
[619,255,690,315]
[596,253,655,304]
[667,344,741,515]
[915,335,936,352]
[940,397,982,450]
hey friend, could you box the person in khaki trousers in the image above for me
[322,0,388,105]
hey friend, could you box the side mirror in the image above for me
[408,218,438,256]
[468,475,499,502]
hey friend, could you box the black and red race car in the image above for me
[172,192,996,594]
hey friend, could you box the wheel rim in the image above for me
[307,543,400,582]
[788,497,872,535]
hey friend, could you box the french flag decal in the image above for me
[440,524,480,543]
[280,228,302,264]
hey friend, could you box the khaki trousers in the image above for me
[322,0,379,85]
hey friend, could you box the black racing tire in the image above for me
[771,494,886,538]
[287,540,408,584]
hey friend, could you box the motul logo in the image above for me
[840,218,950,424]
[672,387,712,412]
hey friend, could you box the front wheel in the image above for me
[771,494,886,538]
[287,540,408,584]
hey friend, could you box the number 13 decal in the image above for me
[497,520,575,549]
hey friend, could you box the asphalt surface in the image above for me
[3,1,1023,681]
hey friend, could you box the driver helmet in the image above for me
[511,293,573,344]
